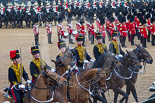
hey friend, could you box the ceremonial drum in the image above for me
[72,31,78,37]
[64,32,69,38]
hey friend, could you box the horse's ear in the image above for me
[104,47,108,53]
[126,50,129,54]
[135,44,139,47]
[51,59,57,65]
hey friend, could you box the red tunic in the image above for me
[150,24,155,35]
[57,24,64,36]
[33,24,39,35]
[128,23,136,35]
[99,24,106,37]
[141,26,148,38]
[89,24,95,35]
[80,25,85,35]
[67,24,73,34]
[76,23,81,33]
[46,24,52,34]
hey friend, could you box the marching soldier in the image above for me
[150,17,155,46]
[46,19,53,44]
[109,31,125,56]
[99,17,106,44]
[93,32,107,61]
[79,18,86,46]
[67,19,74,44]
[33,18,39,45]
[119,16,128,48]
[89,17,95,44]
[128,15,136,46]
[73,34,93,70]
[56,41,67,64]
[30,46,50,82]
[9,50,31,103]
[76,17,81,33]
[57,17,65,41]
[141,19,148,48]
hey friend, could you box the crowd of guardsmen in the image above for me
[3,0,155,103]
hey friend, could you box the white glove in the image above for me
[84,60,89,63]
[90,59,95,62]
[51,68,56,72]
[18,84,25,89]
[26,80,32,84]
[118,54,123,58]
[152,81,155,86]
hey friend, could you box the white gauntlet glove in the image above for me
[18,84,25,89]
[26,80,32,84]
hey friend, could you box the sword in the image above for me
[20,47,22,84]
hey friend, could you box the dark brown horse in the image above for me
[51,48,114,103]
[94,50,142,103]
[120,44,153,103]
[0,68,67,103]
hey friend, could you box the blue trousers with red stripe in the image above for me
[11,85,23,103]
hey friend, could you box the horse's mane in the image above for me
[93,53,106,68]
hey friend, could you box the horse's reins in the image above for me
[75,68,106,96]
[26,71,65,103]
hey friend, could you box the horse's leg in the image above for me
[101,92,107,103]
[113,88,128,103]
[89,98,93,103]
[130,82,138,102]
[114,92,119,103]
[95,93,107,103]
[120,81,131,103]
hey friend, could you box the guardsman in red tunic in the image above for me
[86,18,91,41]
[9,50,30,103]
[33,18,39,45]
[89,18,95,44]
[67,19,74,44]
[79,18,86,46]
[46,19,53,44]
[146,13,151,42]
[109,17,115,37]
[126,14,131,41]
[57,17,65,41]
[140,19,148,48]
[128,15,136,46]
[76,17,81,33]
[120,16,128,48]
[150,18,155,46]
[96,18,100,31]
[99,18,106,44]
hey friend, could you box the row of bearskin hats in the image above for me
[10,46,40,59]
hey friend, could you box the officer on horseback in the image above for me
[30,45,51,83]
[8,50,30,103]
[73,34,93,70]
[109,31,125,56]
[93,32,107,61]
[56,40,66,64]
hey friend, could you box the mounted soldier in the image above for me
[56,40,67,64]
[30,46,52,83]
[8,50,31,103]
[109,31,125,56]
[93,32,107,62]
[73,34,93,70]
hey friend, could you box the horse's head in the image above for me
[112,56,122,70]
[135,44,153,64]
[42,68,67,87]
[126,50,142,72]
[59,46,75,66]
